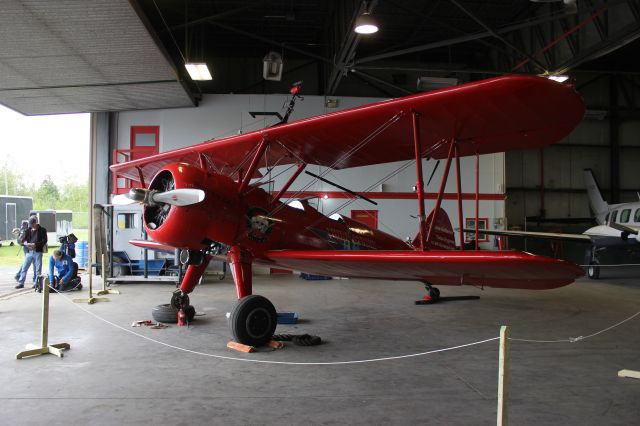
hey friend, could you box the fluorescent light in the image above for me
[547,75,569,83]
[185,63,212,81]
[354,13,378,34]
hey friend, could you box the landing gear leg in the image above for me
[228,246,277,346]
[587,246,600,280]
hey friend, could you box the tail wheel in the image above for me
[587,262,600,280]
[230,295,277,346]
[429,287,441,300]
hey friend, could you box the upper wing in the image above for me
[462,228,592,243]
[111,75,584,184]
[262,250,584,290]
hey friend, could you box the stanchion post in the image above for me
[618,369,640,379]
[16,276,70,359]
[96,253,119,296]
[497,325,510,426]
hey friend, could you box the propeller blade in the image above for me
[112,194,138,205]
[151,189,205,206]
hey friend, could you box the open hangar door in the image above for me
[1,2,640,426]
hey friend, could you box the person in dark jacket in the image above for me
[15,216,47,289]
[48,249,79,291]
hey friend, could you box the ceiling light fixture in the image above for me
[546,75,569,83]
[263,51,284,81]
[185,63,212,81]
[354,10,378,34]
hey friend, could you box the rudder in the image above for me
[412,208,456,250]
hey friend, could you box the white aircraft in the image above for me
[467,169,640,279]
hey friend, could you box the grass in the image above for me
[0,228,88,267]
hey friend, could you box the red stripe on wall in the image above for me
[273,191,505,201]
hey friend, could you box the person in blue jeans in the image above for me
[48,249,79,291]
[15,216,47,289]
[13,219,34,283]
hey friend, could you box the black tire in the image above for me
[587,262,600,280]
[230,295,277,347]
[152,304,179,323]
[151,303,196,323]
[429,287,441,300]
[112,256,130,277]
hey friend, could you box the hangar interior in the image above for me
[1,1,639,425]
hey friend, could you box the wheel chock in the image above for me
[268,340,284,349]
[227,341,255,353]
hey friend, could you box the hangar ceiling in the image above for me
[1,0,640,115]
[0,0,194,115]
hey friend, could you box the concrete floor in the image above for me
[0,266,639,425]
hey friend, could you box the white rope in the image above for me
[509,310,640,343]
[49,287,498,365]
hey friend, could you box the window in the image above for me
[620,209,631,223]
[465,218,489,242]
[117,213,138,229]
[634,208,640,224]
[611,210,618,224]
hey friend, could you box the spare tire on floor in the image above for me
[152,304,196,323]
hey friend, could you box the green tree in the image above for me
[34,176,60,209]
[59,181,89,211]
[0,167,34,196]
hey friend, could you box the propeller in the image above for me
[112,188,205,207]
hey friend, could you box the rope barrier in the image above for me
[46,286,498,365]
[509,310,640,343]
[38,284,640,363]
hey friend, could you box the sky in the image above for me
[0,104,90,187]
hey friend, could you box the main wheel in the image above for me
[230,295,277,347]
[587,262,600,280]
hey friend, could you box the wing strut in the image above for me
[454,143,464,251]
[412,110,427,251]
[238,137,269,194]
[475,151,480,250]
[272,162,306,202]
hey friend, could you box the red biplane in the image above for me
[111,75,585,346]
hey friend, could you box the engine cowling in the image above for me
[143,163,241,249]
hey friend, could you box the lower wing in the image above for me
[263,250,584,290]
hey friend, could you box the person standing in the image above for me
[14,219,30,283]
[15,216,48,289]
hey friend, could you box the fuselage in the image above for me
[142,163,411,259]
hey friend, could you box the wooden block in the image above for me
[227,341,255,353]
[268,340,284,349]
[618,369,640,379]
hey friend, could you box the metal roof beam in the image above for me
[448,0,548,72]
[327,0,378,95]
[205,21,330,64]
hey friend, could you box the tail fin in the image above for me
[583,169,608,224]
[412,208,456,250]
